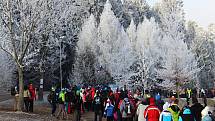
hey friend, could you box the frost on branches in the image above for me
[74,14,98,84]
[97,0,135,82]
[155,0,200,90]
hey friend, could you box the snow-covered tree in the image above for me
[157,34,199,92]
[0,0,44,111]
[127,19,137,51]
[135,17,162,90]
[74,14,98,83]
[155,0,201,94]
[97,0,135,81]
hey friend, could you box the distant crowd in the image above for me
[44,84,215,121]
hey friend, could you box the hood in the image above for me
[183,108,192,114]
[149,98,155,105]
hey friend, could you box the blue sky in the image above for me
[146,0,215,28]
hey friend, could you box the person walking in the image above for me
[23,85,30,112]
[136,99,148,121]
[74,89,82,121]
[56,89,67,120]
[190,97,204,121]
[186,88,192,105]
[47,87,57,116]
[104,99,115,121]
[159,102,172,121]
[167,99,180,121]
[144,98,160,121]
[120,98,134,121]
[93,91,103,121]
[179,106,195,121]
[28,83,36,112]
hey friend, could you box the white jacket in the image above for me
[136,104,148,121]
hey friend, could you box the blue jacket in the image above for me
[105,105,114,117]
[179,107,195,121]
[160,110,173,121]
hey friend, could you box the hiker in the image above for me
[190,97,204,121]
[23,85,30,112]
[56,89,67,120]
[186,88,192,105]
[144,98,160,121]
[136,99,148,121]
[179,106,195,121]
[28,83,36,112]
[159,102,173,121]
[167,99,180,121]
[11,84,19,111]
[120,98,134,121]
[74,89,82,121]
[47,87,57,116]
[93,91,103,121]
[104,98,115,121]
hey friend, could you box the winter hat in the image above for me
[163,102,169,111]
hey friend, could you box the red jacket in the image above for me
[144,98,160,121]
[28,84,36,100]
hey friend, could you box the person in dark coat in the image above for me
[93,92,104,121]
[179,106,195,121]
[190,97,204,121]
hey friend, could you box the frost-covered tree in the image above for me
[135,17,162,90]
[127,19,137,51]
[156,0,185,39]
[97,0,135,81]
[157,34,199,93]
[189,24,215,89]
[74,14,98,84]
[0,0,44,111]
[155,0,201,94]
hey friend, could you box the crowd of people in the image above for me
[11,82,36,112]
[47,84,215,121]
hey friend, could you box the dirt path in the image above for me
[0,111,106,121]
[0,93,12,102]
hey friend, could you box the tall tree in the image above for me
[97,0,135,82]
[135,17,162,90]
[74,14,98,84]
[0,0,44,111]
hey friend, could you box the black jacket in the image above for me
[190,103,204,121]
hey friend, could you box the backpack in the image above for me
[203,115,213,121]
[124,102,132,114]
[95,96,101,105]
[47,92,54,103]
[161,110,172,121]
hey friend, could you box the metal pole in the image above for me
[60,38,62,90]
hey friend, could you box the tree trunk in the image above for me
[17,66,24,111]
[176,80,180,99]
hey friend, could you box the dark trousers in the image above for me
[24,97,29,112]
[107,116,114,121]
[84,102,88,111]
[51,102,57,114]
[29,99,34,112]
[94,111,102,121]
[75,109,81,121]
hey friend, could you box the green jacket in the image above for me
[167,104,180,121]
[59,91,65,102]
